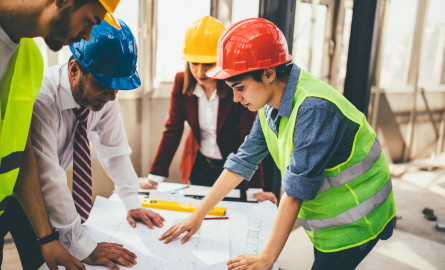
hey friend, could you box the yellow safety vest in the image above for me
[259,68,396,252]
[0,38,43,215]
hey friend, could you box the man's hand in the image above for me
[138,177,158,189]
[159,213,203,244]
[227,253,274,270]
[82,242,136,270]
[127,208,165,229]
[42,240,86,270]
[253,192,278,205]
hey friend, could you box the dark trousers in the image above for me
[189,151,247,201]
[0,197,44,270]
[189,151,226,187]
[312,237,379,270]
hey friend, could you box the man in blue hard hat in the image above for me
[4,19,165,269]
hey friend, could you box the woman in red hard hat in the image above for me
[159,18,395,270]
[140,16,277,204]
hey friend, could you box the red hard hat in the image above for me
[206,18,292,80]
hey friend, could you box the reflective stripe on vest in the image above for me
[316,138,382,195]
[0,39,43,215]
[0,151,24,174]
[300,177,392,231]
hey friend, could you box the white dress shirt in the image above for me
[194,83,223,160]
[148,83,222,183]
[31,63,141,260]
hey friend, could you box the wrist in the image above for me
[260,252,275,266]
[37,228,60,246]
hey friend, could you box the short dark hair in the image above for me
[69,55,90,77]
[72,0,100,10]
[225,61,292,83]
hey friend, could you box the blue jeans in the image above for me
[312,237,379,270]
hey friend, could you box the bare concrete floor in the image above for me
[3,169,445,269]
[2,233,21,270]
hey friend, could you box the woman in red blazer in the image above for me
[140,16,276,203]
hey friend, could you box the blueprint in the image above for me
[41,193,278,270]
[147,192,279,270]
[82,196,230,270]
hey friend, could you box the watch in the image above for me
[37,228,60,246]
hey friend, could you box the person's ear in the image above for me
[263,67,276,82]
[68,61,79,79]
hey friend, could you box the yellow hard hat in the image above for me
[98,0,121,30]
[182,16,225,63]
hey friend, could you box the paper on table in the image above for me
[84,196,230,270]
[195,261,228,270]
[139,183,241,198]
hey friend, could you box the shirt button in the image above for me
[71,139,74,142]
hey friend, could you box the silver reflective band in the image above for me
[317,138,382,195]
[299,177,392,231]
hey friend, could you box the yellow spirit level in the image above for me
[140,198,226,216]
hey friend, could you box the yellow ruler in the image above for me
[140,198,226,216]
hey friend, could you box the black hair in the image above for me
[225,61,293,83]
[72,0,100,10]
[69,55,89,77]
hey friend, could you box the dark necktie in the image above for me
[72,107,92,223]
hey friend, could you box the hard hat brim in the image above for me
[90,68,141,90]
[206,55,293,80]
[182,54,217,64]
[104,13,121,30]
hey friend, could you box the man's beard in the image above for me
[77,78,103,111]
[45,7,81,52]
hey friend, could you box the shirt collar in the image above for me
[277,63,301,118]
[193,83,218,100]
[58,63,81,111]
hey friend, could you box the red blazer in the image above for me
[149,72,263,188]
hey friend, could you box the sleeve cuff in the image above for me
[64,229,97,261]
[224,153,258,181]
[282,166,324,201]
[246,188,264,201]
[120,193,142,212]
[148,174,165,183]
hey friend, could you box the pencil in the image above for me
[204,217,229,220]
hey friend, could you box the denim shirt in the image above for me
[225,63,359,200]
[224,63,394,242]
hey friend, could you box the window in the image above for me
[418,0,445,86]
[380,0,418,87]
[231,0,259,24]
[336,7,353,92]
[292,2,327,79]
[155,0,210,85]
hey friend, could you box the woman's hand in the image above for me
[158,214,203,244]
[227,253,274,270]
[138,177,158,189]
[253,191,278,205]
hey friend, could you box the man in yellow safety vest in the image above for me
[0,0,122,269]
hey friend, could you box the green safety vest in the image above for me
[0,38,43,215]
[259,69,396,252]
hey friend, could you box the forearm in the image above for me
[194,169,244,218]
[261,193,302,264]
[13,131,52,238]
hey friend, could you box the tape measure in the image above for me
[140,198,226,216]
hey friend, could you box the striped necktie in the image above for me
[72,107,92,223]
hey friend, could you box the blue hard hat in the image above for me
[70,19,140,90]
